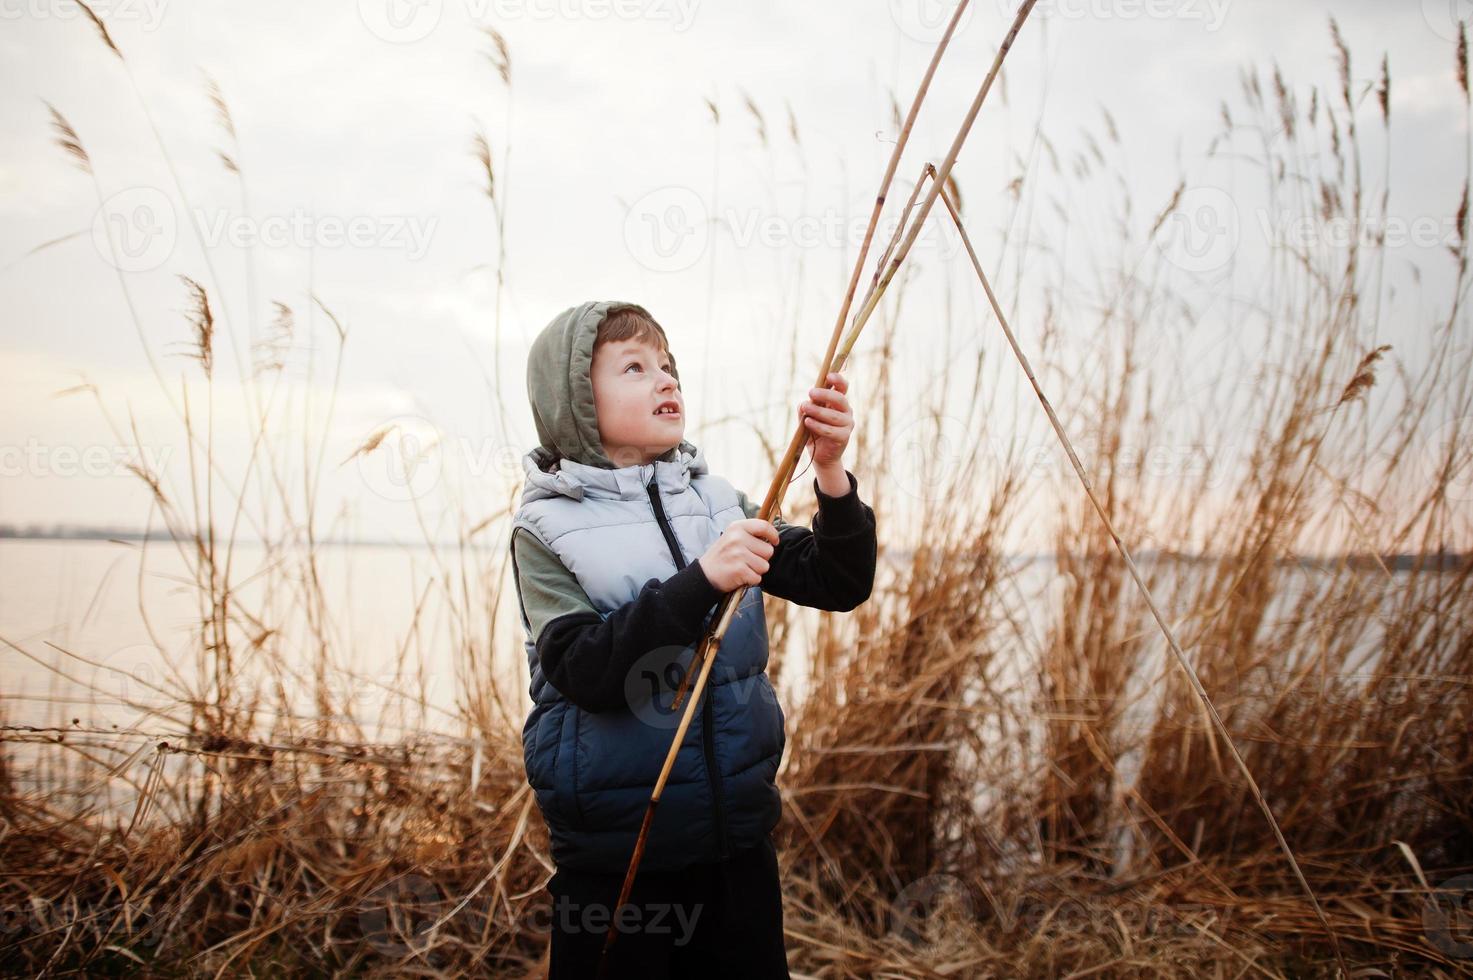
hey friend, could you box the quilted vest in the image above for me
[511,443,786,873]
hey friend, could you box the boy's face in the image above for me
[590,337,685,467]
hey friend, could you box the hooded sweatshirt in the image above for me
[510,299,877,872]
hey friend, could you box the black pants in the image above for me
[544,834,790,979]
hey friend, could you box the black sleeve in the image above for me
[526,550,726,714]
[759,469,877,612]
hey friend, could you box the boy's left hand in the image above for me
[798,371,854,469]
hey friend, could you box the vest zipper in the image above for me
[645,477,730,860]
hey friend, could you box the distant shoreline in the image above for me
[1,526,1465,571]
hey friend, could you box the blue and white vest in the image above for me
[511,443,785,873]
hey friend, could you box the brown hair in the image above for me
[595,303,678,381]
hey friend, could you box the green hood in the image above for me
[525,300,694,471]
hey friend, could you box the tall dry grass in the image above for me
[2,12,1470,979]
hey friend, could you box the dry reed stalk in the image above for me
[474,26,516,453]
[932,182,1351,975]
[596,2,997,971]
[829,2,1037,377]
[70,0,256,415]
[863,161,939,313]
[675,0,1040,733]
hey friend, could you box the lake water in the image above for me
[1,536,1405,745]
[1,537,525,737]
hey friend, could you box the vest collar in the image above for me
[520,439,708,503]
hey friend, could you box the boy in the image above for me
[510,300,877,978]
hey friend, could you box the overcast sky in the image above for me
[0,0,1466,551]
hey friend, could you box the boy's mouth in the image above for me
[653,400,681,419]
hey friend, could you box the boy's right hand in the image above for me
[696,519,780,592]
